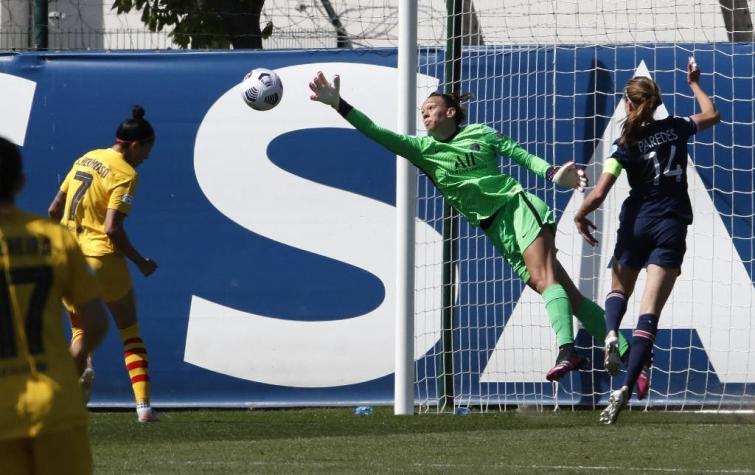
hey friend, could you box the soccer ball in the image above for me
[240,68,283,111]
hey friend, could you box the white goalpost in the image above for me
[400,0,755,412]
[394,0,418,415]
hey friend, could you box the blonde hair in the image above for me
[621,77,662,145]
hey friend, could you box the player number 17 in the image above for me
[0,266,53,358]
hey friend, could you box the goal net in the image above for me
[409,0,755,412]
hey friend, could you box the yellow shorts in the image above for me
[0,425,92,475]
[64,254,132,312]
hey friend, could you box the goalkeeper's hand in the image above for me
[309,71,341,108]
[547,161,587,192]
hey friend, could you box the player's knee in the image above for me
[529,273,557,294]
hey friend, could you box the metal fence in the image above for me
[0,27,338,50]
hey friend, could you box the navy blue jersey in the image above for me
[609,115,698,224]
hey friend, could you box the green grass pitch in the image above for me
[90,407,755,473]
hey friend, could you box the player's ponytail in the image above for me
[428,91,473,125]
[620,77,662,145]
[116,105,155,144]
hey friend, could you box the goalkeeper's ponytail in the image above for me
[620,77,661,145]
[428,91,473,125]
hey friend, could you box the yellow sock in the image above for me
[70,326,85,349]
[118,323,150,406]
[69,311,85,348]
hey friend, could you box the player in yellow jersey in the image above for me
[0,136,108,475]
[48,105,159,423]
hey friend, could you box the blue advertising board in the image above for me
[0,45,752,407]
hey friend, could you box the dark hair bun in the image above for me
[450,91,473,103]
[132,105,146,120]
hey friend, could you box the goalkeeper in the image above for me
[309,71,629,381]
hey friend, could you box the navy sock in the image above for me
[604,290,628,334]
[623,313,658,391]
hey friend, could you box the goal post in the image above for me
[402,0,755,412]
[394,0,418,416]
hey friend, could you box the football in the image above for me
[240,68,283,111]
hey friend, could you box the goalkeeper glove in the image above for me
[309,71,341,108]
[547,161,587,192]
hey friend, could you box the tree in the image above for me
[112,0,270,49]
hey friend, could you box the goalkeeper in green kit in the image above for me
[309,71,629,381]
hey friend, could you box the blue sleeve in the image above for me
[675,116,698,140]
[609,140,629,167]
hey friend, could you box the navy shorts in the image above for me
[613,213,688,270]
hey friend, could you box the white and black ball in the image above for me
[240,68,283,111]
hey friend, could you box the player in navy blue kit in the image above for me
[574,57,720,424]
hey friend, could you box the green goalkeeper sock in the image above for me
[542,284,573,347]
[574,298,630,356]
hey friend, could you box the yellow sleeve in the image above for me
[107,174,138,215]
[59,169,74,194]
[61,229,100,306]
[603,157,623,177]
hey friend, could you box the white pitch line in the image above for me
[691,410,755,415]
[163,460,755,473]
[517,465,755,474]
[413,464,754,473]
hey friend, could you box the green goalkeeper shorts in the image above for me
[482,190,555,283]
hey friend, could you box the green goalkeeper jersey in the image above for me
[341,105,552,226]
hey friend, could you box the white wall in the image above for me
[0,0,172,49]
[1,0,30,48]
[261,0,739,46]
[1,0,750,50]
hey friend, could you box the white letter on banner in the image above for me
[0,73,36,146]
[481,61,755,384]
[187,62,442,387]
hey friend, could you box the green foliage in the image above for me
[111,0,266,49]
